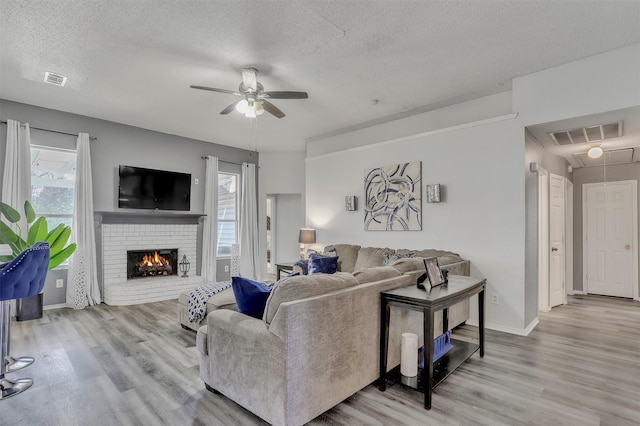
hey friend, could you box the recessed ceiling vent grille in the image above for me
[43,72,68,87]
[549,121,622,146]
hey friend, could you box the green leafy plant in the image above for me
[0,200,77,269]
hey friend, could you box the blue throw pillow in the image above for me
[308,254,339,275]
[231,276,272,319]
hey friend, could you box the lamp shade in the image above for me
[298,228,316,244]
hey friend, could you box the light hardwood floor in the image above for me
[2,295,639,425]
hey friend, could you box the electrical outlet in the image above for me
[491,294,499,304]
[224,265,229,272]
[56,279,64,288]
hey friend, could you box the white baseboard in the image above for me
[466,318,538,336]
[43,303,68,311]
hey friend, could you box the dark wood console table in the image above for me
[378,275,486,409]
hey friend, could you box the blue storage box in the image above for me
[418,330,453,368]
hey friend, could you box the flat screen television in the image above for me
[118,165,191,211]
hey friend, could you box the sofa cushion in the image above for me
[353,247,389,271]
[263,272,359,325]
[308,253,339,274]
[231,276,272,319]
[406,249,463,265]
[353,266,401,284]
[323,244,360,273]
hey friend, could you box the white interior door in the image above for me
[549,173,565,307]
[584,181,637,298]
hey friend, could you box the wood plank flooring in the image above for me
[1,295,638,425]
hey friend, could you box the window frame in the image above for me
[30,145,77,268]
[217,172,239,258]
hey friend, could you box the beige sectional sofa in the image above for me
[178,244,469,331]
[194,245,471,425]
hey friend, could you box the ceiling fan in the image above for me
[190,67,308,118]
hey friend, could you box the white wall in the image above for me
[513,43,640,126]
[258,151,306,278]
[306,113,528,333]
[308,91,512,157]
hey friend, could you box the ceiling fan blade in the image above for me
[242,68,258,92]
[262,100,286,118]
[190,85,240,95]
[262,91,309,99]
[220,102,239,115]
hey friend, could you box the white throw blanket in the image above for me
[187,281,232,323]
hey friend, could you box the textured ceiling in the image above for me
[1,1,639,153]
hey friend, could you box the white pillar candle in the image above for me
[400,332,418,377]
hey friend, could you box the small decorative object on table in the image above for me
[179,254,190,277]
[417,257,447,290]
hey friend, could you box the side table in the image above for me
[378,275,486,409]
[275,261,297,280]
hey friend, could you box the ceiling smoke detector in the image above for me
[549,121,622,146]
[43,71,68,87]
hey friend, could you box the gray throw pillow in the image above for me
[383,250,416,266]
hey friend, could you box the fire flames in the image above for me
[134,251,173,277]
[142,251,170,267]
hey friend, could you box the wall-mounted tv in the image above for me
[118,165,191,211]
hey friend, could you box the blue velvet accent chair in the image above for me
[0,242,49,400]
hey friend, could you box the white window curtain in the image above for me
[239,162,260,280]
[201,156,218,283]
[67,133,100,308]
[1,119,31,236]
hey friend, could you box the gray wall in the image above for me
[0,99,256,305]
[572,162,640,292]
[523,131,570,325]
[274,194,304,264]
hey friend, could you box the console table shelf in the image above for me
[384,338,479,391]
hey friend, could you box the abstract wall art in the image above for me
[363,161,422,231]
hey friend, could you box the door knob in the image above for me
[551,247,558,252]
[625,244,631,250]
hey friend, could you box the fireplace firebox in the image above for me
[127,249,178,279]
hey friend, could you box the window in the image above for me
[217,173,238,256]
[30,146,77,237]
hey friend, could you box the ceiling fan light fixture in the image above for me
[236,99,249,113]
[254,101,265,116]
[588,146,603,159]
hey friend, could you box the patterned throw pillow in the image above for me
[382,250,416,266]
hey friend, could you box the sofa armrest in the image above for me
[200,310,286,424]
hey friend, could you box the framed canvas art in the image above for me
[364,161,421,231]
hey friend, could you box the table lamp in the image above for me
[298,228,316,259]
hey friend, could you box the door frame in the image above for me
[565,179,573,302]
[537,166,550,312]
[582,180,639,300]
[266,195,277,274]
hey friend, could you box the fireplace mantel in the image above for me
[95,210,205,225]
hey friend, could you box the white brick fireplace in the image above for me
[100,214,204,305]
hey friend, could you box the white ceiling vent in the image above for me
[43,71,68,87]
[549,121,622,146]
